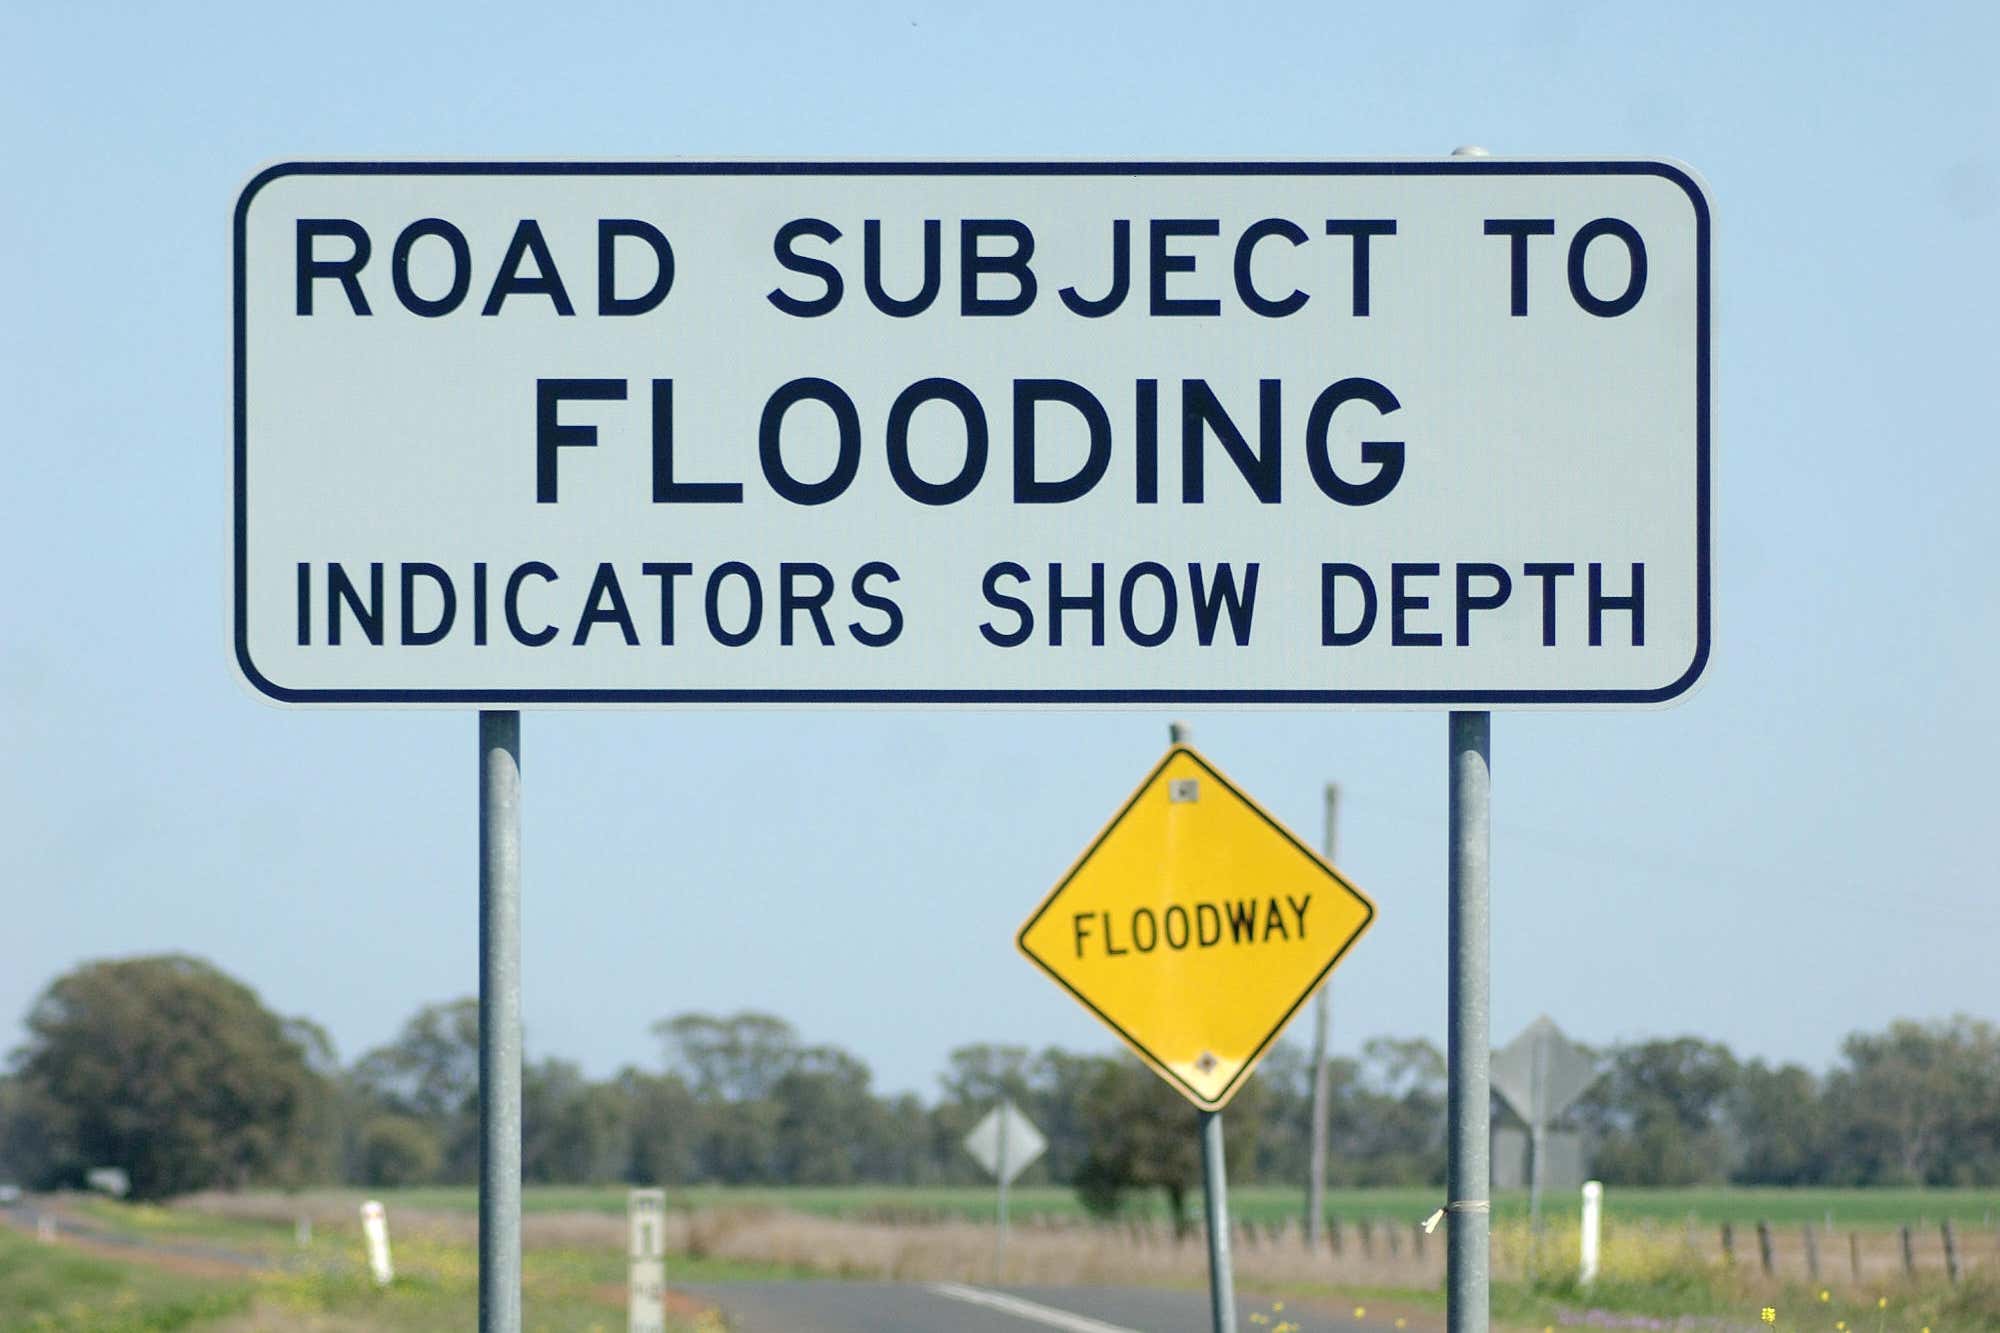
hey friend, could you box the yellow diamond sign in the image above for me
[1017,744,1376,1109]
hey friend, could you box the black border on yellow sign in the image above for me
[1015,743,1377,1110]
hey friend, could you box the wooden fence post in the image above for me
[1803,1224,1820,1282]
[1328,1216,1343,1257]
[1942,1221,1960,1284]
[1900,1224,1915,1279]
[1756,1220,1775,1277]
[1721,1222,1736,1267]
[1849,1230,1862,1283]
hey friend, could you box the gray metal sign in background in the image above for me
[1491,1015,1599,1227]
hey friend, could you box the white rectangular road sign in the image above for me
[627,1188,666,1333]
[234,160,1710,707]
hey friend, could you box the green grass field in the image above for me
[0,1211,750,1332]
[305,1183,2000,1232]
[9,1188,2000,1331]
[0,1225,253,1332]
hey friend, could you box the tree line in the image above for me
[2,955,1996,1206]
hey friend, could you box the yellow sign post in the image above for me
[1017,744,1376,1110]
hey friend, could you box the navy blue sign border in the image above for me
[235,160,1711,706]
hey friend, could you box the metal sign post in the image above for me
[1306,782,1339,1247]
[1446,710,1491,1333]
[478,711,522,1333]
[1172,721,1237,1333]
[1200,1107,1237,1333]
[995,1104,1011,1283]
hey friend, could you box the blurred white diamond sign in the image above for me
[964,1100,1046,1186]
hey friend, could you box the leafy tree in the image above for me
[523,1058,626,1184]
[1575,1037,1737,1185]
[866,1091,943,1185]
[655,1012,801,1101]
[1729,1060,1827,1185]
[1026,1047,1114,1187]
[0,1074,60,1187]
[655,1011,804,1184]
[620,1068,699,1186]
[351,998,481,1182]
[1822,1016,2000,1185]
[938,1043,1037,1108]
[1071,1055,1267,1233]
[7,955,331,1199]
[355,1113,442,1186]
[771,1046,881,1185]
[933,1043,1046,1185]
[1335,1037,1443,1186]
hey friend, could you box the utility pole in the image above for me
[1305,782,1338,1247]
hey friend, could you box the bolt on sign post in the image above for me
[628,1188,666,1333]
[234,157,1710,1333]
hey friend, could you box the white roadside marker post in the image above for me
[1580,1181,1604,1287]
[361,1199,395,1286]
[629,1188,667,1333]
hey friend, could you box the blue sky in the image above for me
[3,1,1995,1098]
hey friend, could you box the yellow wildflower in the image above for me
[1759,1308,1775,1325]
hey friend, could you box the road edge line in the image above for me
[928,1282,1144,1333]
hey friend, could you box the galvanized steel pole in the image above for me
[1447,710,1491,1333]
[1200,1109,1238,1333]
[1305,783,1338,1247]
[479,711,523,1333]
[1171,720,1237,1333]
[995,1103,1010,1285]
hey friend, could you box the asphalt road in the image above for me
[1,1199,272,1270]
[679,1280,1373,1333]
